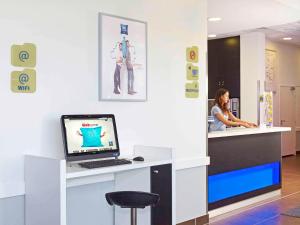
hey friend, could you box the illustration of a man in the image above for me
[113,43,123,94]
[124,40,136,95]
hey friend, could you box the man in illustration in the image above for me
[113,43,123,94]
[124,39,136,95]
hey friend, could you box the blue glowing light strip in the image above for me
[208,162,280,203]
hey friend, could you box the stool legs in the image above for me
[130,208,137,225]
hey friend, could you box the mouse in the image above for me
[133,156,144,162]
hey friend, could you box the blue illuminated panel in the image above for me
[208,162,280,203]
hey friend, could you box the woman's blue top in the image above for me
[209,105,228,132]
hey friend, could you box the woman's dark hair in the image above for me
[214,88,229,113]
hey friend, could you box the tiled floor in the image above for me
[208,154,300,225]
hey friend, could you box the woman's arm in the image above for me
[215,113,251,127]
[228,112,257,127]
[228,112,243,122]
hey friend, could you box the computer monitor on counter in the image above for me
[61,114,120,161]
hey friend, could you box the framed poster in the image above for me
[265,49,277,92]
[99,13,147,101]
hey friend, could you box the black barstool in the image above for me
[105,191,160,225]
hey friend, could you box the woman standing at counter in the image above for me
[209,88,257,131]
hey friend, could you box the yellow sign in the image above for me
[11,43,36,67]
[264,92,273,125]
[186,63,199,80]
[185,81,199,98]
[11,69,36,93]
[186,46,199,63]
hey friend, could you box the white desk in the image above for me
[25,146,175,225]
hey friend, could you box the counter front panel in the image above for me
[208,132,282,210]
[208,133,281,175]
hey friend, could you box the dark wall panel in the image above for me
[208,36,240,99]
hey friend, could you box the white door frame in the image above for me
[279,85,299,124]
[279,85,298,156]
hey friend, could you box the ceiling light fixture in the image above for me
[208,34,217,38]
[283,37,292,40]
[208,17,222,22]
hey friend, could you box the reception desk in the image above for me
[208,127,290,216]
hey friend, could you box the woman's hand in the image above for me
[247,122,258,127]
[238,122,252,128]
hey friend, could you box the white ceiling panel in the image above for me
[263,21,300,46]
[208,0,300,35]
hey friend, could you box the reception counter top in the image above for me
[208,126,291,139]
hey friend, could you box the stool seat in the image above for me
[105,191,160,209]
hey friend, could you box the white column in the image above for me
[240,32,266,123]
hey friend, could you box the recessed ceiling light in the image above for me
[208,17,222,22]
[283,37,292,40]
[208,34,217,38]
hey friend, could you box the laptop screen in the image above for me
[61,114,120,161]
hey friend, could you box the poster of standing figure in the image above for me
[99,13,147,101]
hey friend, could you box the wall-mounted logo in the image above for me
[19,73,29,84]
[11,43,36,67]
[185,81,199,98]
[11,69,36,93]
[186,46,199,63]
[120,24,128,35]
[186,63,199,80]
[19,51,30,62]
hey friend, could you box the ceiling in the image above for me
[208,0,300,45]
[260,21,300,46]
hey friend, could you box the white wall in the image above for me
[240,32,266,123]
[0,0,207,205]
[266,41,300,86]
[265,40,300,126]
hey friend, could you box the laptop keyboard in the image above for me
[79,158,132,169]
